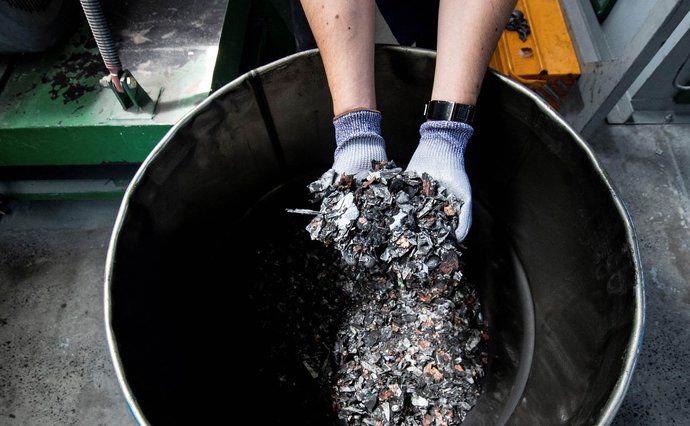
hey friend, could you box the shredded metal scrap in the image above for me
[506,9,531,41]
[307,161,464,283]
[303,161,488,425]
[332,278,487,425]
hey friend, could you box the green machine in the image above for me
[0,0,294,200]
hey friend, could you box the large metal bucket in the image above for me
[105,46,644,425]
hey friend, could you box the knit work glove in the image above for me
[406,120,474,242]
[332,109,388,178]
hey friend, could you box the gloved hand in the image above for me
[406,120,474,242]
[331,109,388,179]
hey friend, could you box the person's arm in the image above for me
[300,0,377,116]
[300,0,387,177]
[407,0,516,242]
[432,0,517,105]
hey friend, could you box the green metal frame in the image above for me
[0,126,168,166]
[0,0,297,199]
[590,0,618,22]
[212,0,295,91]
[0,24,175,167]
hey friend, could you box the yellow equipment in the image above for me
[490,0,581,108]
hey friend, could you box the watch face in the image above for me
[435,102,454,120]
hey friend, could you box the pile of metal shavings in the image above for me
[332,276,488,426]
[253,226,487,425]
[246,222,356,423]
[306,161,465,284]
[299,161,488,425]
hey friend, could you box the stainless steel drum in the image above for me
[105,46,644,425]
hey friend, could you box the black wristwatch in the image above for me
[423,100,476,125]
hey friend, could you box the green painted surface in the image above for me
[0,23,213,166]
[0,125,169,166]
[0,1,298,169]
[590,0,617,22]
[212,0,250,91]
[212,0,296,90]
[0,26,122,130]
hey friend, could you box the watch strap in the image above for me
[423,100,476,124]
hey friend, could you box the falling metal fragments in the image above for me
[297,161,489,425]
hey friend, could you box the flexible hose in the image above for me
[79,0,123,89]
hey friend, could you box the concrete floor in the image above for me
[0,201,131,425]
[589,125,690,425]
[0,123,689,425]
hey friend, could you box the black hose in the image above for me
[79,0,122,73]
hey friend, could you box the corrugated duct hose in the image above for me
[79,0,150,109]
[79,0,124,92]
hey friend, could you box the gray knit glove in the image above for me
[406,120,474,242]
[332,110,388,178]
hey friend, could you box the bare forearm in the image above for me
[300,0,377,116]
[432,0,517,105]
